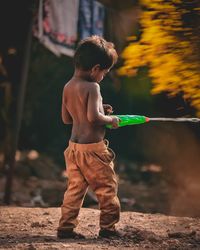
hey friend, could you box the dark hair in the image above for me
[74,35,118,70]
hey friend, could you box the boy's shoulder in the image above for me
[64,79,99,91]
[86,82,100,94]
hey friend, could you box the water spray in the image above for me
[106,115,200,129]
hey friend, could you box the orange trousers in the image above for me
[58,140,120,232]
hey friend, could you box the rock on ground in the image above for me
[0,207,200,249]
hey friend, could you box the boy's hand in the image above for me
[103,104,113,115]
[110,116,121,129]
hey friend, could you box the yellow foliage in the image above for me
[119,0,200,115]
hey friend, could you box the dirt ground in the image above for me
[0,207,200,249]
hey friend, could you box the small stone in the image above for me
[27,244,37,250]
[31,222,46,227]
[43,212,50,215]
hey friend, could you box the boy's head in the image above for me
[74,36,118,82]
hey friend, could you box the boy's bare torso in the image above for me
[62,78,106,144]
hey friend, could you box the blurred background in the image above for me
[0,0,200,217]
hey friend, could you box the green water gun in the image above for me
[106,115,150,128]
[106,115,200,128]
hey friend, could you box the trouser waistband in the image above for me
[68,139,109,152]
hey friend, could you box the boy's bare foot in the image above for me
[98,229,121,238]
[57,230,85,239]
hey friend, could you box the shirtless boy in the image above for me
[57,35,121,239]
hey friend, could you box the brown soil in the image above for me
[0,207,200,249]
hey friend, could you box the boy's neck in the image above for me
[73,69,93,82]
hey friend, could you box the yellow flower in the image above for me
[118,0,200,115]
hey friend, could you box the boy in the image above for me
[57,35,121,239]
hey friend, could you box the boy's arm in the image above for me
[61,92,73,124]
[87,83,113,125]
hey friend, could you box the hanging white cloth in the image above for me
[34,0,79,57]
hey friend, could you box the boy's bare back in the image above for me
[62,77,106,144]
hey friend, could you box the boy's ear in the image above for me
[91,64,101,73]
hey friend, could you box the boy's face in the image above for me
[91,65,110,83]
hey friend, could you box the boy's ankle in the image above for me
[99,229,121,238]
[57,229,85,239]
